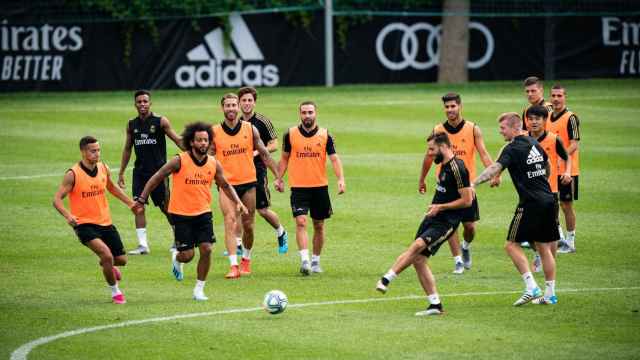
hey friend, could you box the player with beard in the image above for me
[212,94,282,279]
[418,92,499,274]
[277,101,345,275]
[376,132,473,316]
[237,87,288,255]
[133,122,248,300]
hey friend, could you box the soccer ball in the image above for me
[262,290,288,315]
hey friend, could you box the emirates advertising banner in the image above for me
[0,13,638,91]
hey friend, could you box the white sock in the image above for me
[235,237,242,247]
[461,241,471,250]
[242,247,252,260]
[276,224,285,237]
[229,254,238,266]
[194,280,206,292]
[299,249,310,263]
[383,269,397,283]
[312,255,320,264]
[558,225,565,242]
[109,284,121,296]
[545,280,555,298]
[136,228,148,248]
[453,255,462,264]
[567,230,575,243]
[522,271,538,292]
[427,293,441,305]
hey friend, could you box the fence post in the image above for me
[325,0,334,87]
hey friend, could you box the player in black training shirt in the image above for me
[376,132,473,316]
[473,112,559,306]
[237,87,289,254]
[118,90,184,255]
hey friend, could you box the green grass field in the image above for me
[1,79,639,359]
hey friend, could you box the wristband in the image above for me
[134,196,148,205]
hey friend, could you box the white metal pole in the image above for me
[325,0,334,87]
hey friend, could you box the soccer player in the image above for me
[522,76,553,131]
[418,92,499,274]
[237,86,288,254]
[277,101,345,275]
[132,122,247,301]
[377,132,473,316]
[473,112,559,306]
[526,105,572,272]
[53,136,137,304]
[212,94,282,279]
[548,84,581,253]
[118,90,184,255]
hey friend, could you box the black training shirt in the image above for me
[496,135,555,205]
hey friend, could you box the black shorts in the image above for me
[74,224,125,257]
[233,182,257,200]
[558,175,579,202]
[291,186,332,220]
[255,169,271,210]
[414,217,458,257]
[507,201,560,244]
[133,169,169,208]
[171,212,216,252]
[461,196,480,223]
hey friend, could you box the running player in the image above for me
[237,86,288,254]
[53,136,137,304]
[132,122,247,300]
[277,101,345,275]
[118,90,184,255]
[212,93,282,279]
[522,76,553,131]
[473,112,559,306]
[526,105,571,272]
[419,92,499,274]
[377,132,473,316]
[548,84,581,253]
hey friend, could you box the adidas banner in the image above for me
[0,13,325,91]
[1,13,638,91]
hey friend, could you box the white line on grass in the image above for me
[10,286,640,360]
[0,167,132,181]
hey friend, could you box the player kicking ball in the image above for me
[376,133,473,316]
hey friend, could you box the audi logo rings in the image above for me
[375,21,495,71]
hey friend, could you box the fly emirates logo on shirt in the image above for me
[82,184,105,199]
[222,143,248,157]
[296,145,322,159]
[1,21,83,82]
[185,171,211,186]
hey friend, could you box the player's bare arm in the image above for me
[118,125,133,188]
[214,160,248,215]
[426,187,473,217]
[266,139,279,153]
[276,151,290,193]
[161,116,185,151]
[52,170,79,227]
[252,126,281,183]
[474,125,501,187]
[133,156,180,212]
[473,162,503,187]
[556,137,573,185]
[418,149,434,194]
[329,153,345,194]
[104,164,135,209]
